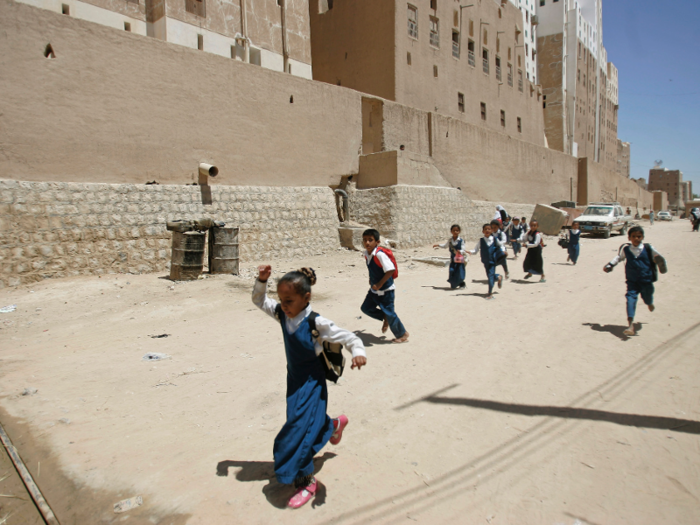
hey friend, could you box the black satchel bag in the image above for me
[558,237,569,249]
[308,312,345,383]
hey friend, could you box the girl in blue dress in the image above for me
[433,224,467,289]
[253,265,367,508]
[567,221,581,265]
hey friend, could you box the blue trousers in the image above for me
[567,244,580,264]
[511,241,521,256]
[484,264,500,294]
[361,290,406,338]
[626,281,654,319]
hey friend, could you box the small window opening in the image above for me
[433,65,438,77]
[517,117,522,133]
[124,22,131,31]
[408,5,418,39]
[483,29,487,46]
[480,102,486,121]
[469,19,474,37]
[430,0,436,9]
[543,102,546,108]
[197,34,203,50]
[186,0,206,17]
[453,10,459,27]
[61,3,70,15]
[44,43,55,59]
[498,8,502,19]
[407,52,412,65]
[290,95,294,103]
[500,110,506,127]
[458,92,465,113]
[319,0,333,13]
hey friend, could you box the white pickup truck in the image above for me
[575,203,630,239]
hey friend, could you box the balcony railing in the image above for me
[507,71,513,86]
[468,50,475,67]
[518,78,523,92]
[452,41,460,58]
[483,58,489,74]
[430,32,439,47]
[496,65,502,81]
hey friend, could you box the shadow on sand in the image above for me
[354,330,393,346]
[583,322,643,341]
[216,452,337,509]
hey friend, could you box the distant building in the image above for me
[652,191,668,212]
[648,168,686,208]
[309,0,546,145]
[616,140,630,178]
[681,181,692,204]
[15,0,313,78]
[632,177,647,190]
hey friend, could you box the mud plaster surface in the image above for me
[0,219,699,524]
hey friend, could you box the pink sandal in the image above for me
[330,415,348,445]
[288,478,317,509]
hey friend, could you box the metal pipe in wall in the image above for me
[334,188,349,223]
[280,0,289,73]
[240,0,249,63]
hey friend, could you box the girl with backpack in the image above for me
[252,265,367,508]
[433,224,467,289]
[603,226,667,337]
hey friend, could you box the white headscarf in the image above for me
[493,205,506,221]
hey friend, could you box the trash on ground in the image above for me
[114,495,143,513]
[59,418,70,424]
[142,353,172,361]
[22,387,38,396]
[0,305,17,313]
[149,334,170,339]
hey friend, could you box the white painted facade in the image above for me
[508,0,537,84]
[16,0,147,35]
[607,61,618,105]
[15,0,313,80]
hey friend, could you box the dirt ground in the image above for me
[0,219,699,525]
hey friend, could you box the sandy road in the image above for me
[0,219,698,524]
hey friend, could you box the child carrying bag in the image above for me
[308,312,345,383]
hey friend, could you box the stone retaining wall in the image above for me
[0,180,340,287]
[348,184,536,247]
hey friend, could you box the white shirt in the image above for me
[362,247,396,296]
[468,235,503,255]
[525,232,542,249]
[609,243,660,267]
[437,237,466,254]
[252,280,366,358]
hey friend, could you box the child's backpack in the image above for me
[373,247,399,279]
[308,312,345,383]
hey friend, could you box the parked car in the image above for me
[657,211,672,221]
[575,203,630,238]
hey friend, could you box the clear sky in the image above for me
[602,0,700,194]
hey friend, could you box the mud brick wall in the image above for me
[0,180,340,287]
[348,184,535,248]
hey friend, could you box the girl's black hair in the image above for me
[362,229,380,241]
[490,219,501,228]
[482,223,492,230]
[450,224,461,231]
[277,267,317,296]
[628,226,644,237]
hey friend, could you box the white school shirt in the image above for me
[525,232,542,249]
[468,235,503,255]
[437,237,467,254]
[608,243,660,267]
[252,280,366,358]
[362,247,396,296]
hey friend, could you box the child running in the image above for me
[603,226,667,336]
[510,217,525,260]
[468,223,504,299]
[253,265,367,509]
[361,229,409,343]
[490,219,509,279]
[523,220,546,283]
[567,221,581,265]
[433,224,467,289]
[521,217,530,233]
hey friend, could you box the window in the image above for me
[540,0,545,5]
[197,34,203,50]
[319,0,333,13]
[124,22,131,31]
[507,63,513,86]
[433,65,438,77]
[408,5,418,39]
[61,3,69,14]
[496,38,500,53]
[453,10,459,27]
[186,0,205,17]
[508,47,511,60]
[517,117,522,133]
[458,93,465,113]
[500,110,506,127]
[483,29,488,46]
[467,40,475,66]
[430,0,436,9]
[430,17,440,47]
[518,69,523,92]
[495,56,501,81]
[518,55,521,67]
[407,52,412,65]
[452,30,460,58]
[543,101,546,108]
[469,19,474,37]
[482,49,489,74]
[481,103,487,121]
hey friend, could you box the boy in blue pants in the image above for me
[361,229,409,343]
[468,224,504,299]
[604,226,666,337]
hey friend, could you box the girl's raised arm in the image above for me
[252,265,279,319]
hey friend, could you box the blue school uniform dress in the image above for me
[273,308,335,485]
[480,236,501,294]
[510,225,523,255]
[361,248,406,338]
[448,238,466,289]
[621,245,655,319]
[567,229,581,264]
